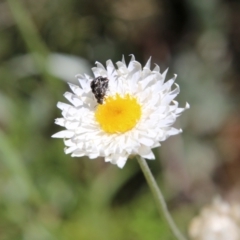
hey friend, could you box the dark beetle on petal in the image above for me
[90,76,109,104]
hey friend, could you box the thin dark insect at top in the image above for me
[90,76,109,104]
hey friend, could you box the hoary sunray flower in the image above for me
[189,197,240,240]
[52,55,189,168]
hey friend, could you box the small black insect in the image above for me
[90,76,109,104]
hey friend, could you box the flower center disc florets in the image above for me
[95,94,142,134]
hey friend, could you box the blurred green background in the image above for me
[1,0,240,239]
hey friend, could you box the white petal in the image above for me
[64,92,82,107]
[185,102,190,109]
[167,127,182,136]
[162,68,169,80]
[65,121,79,130]
[89,153,99,159]
[68,83,83,96]
[144,57,151,70]
[71,149,85,157]
[95,61,106,71]
[77,76,90,90]
[153,64,160,72]
[64,139,76,147]
[139,137,155,146]
[139,146,155,159]
[57,102,71,111]
[55,118,65,126]
[65,146,77,154]
[116,155,128,168]
[52,130,74,138]
[106,60,116,75]
[128,54,136,71]
[162,74,177,91]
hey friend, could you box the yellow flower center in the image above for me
[95,94,142,134]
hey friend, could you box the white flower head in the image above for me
[52,55,189,168]
[189,197,240,240]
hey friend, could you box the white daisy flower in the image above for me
[52,55,189,168]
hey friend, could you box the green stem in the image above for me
[136,156,188,240]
